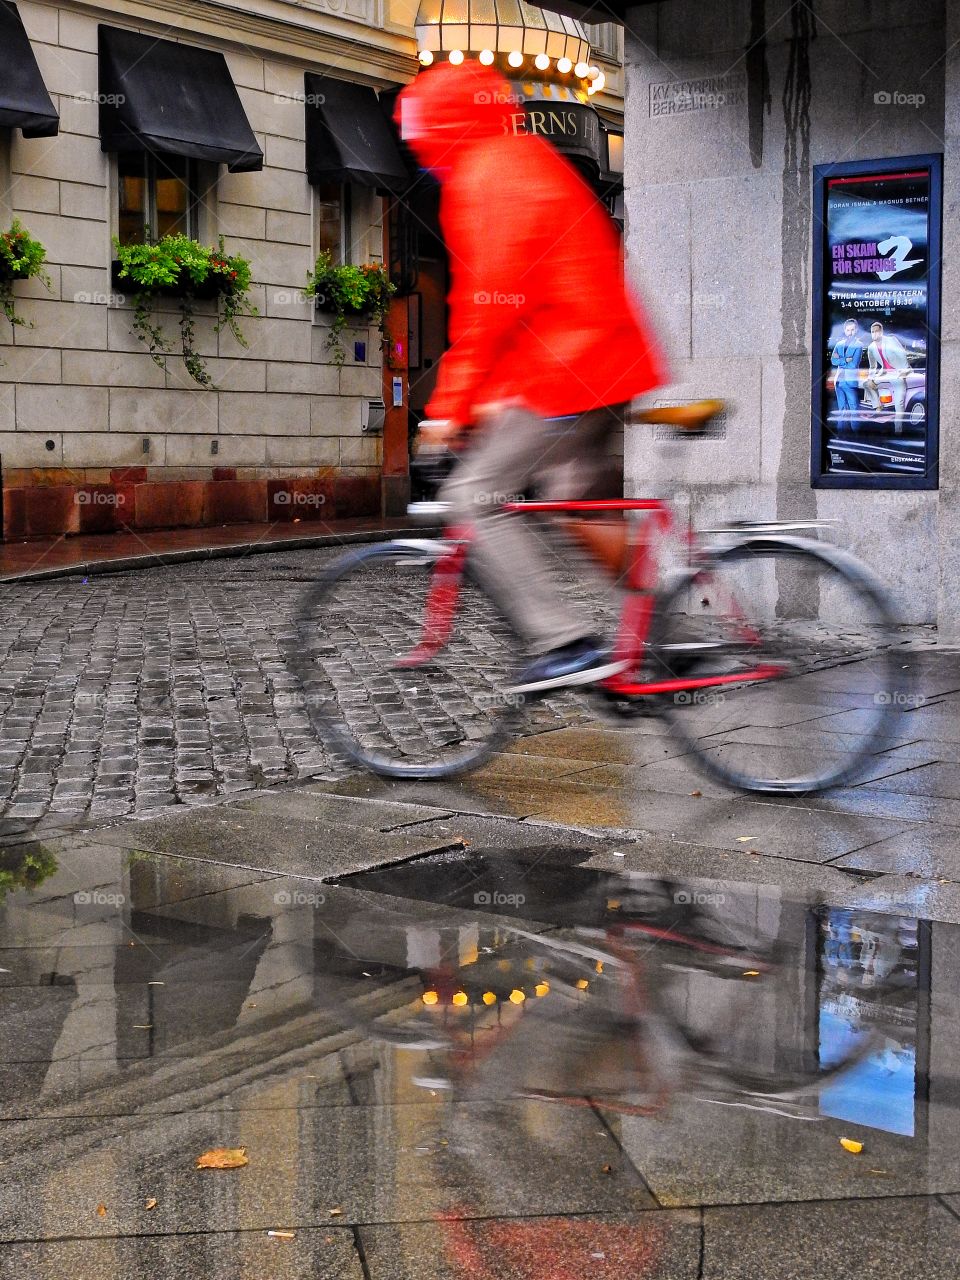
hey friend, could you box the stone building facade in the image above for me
[615,0,957,635]
[0,0,625,537]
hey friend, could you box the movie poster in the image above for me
[813,159,941,487]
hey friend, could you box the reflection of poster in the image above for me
[812,156,941,489]
[817,909,922,1136]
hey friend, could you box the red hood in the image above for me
[395,62,515,176]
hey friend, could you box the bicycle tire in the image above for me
[649,536,901,794]
[288,540,524,779]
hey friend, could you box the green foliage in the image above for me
[305,251,396,365]
[0,219,51,328]
[0,844,58,904]
[114,233,257,387]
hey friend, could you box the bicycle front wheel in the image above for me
[289,541,525,778]
[649,537,902,794]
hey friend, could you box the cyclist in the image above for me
[396,60,666,693]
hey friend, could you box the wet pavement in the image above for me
[2,793,960,1279]
[1,550,960,1274]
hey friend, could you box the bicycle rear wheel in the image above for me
[649,537,902,793]
[289,541,525,778]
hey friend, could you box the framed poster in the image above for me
[811,154,941,489]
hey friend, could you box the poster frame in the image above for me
[810,152,942,491]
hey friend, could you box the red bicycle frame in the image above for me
[398,498,785,694]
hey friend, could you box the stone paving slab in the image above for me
[609,1089,960,1207]
[702,1198,960,1280]
[0,1100,652,1242]
[86,803,465,880]
[0,1227,367,1280]
[358,1212,702,1279]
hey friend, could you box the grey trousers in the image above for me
[440,403,624,654]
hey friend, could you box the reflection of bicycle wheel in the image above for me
[289,542,525,778]
[649,538,901,793]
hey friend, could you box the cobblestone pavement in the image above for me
[0,542,938,837]
[0,547,596,833]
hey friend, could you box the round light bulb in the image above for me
[418,49,434,66]
[451,990,468,1007]
[507,50,523,68]
[449,48,464,65]
[482,990,497,1005]
[587,65,600,80]
[594,71,605,92]
[556,56,572,74]
[422,990,439,1005]
[534,981,550,997]
[479,48,494,65]
[534,53,550,71]
[575,61,590,78]
[509,988,526,1004]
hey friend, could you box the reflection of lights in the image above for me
[557,56,572,74]
[587,65,600,80]
[594,72,605,92]
[742,970,761,978]
[595,961,604,974]
[607,898,621,910]
[479,49,494,65]
[534,981,550,997]
[576,978,589,991]
[418,50,434,66]
[507,51,524,68]
[449,49,464,64]
[497,959,511,972]
[535,53,550,71]
[509,988,526,1004]
[482,991,497,1005]
[452,991,468,1007]
[422,990,439,1005]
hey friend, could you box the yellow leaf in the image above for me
[96,1203,107,1217]
[736,836,758,843]
[196,1147,249,1170]
[329,1207,344,1216]
[840,1138,863,1154]
[144,1198,158,1211]
[267,1230,295,1240]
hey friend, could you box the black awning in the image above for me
[305,75,409,194]
[0,2,59,137]
[510,82,605,175]
[98,26,263,173]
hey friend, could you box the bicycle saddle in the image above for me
[633,399,725,430]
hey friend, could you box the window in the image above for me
[117,152,202,246]
[583,22,622,64]
[314,181,349,264]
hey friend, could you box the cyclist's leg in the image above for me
[440,405,595,653]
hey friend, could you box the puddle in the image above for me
[0,839,959,1273]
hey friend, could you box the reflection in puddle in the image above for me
[0,843,958,1267]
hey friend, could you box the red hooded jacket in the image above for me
[395,61,665,424]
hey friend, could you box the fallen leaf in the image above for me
[144,1198,157,1211]
[267,1230,295,1240]
[840,1137,863,1154]
[690,790,702,797]
[600,1163,612,1174]
[736,836,758,843]
[329,1207,344,1216]
[196,1147,249,1170]
[96,1203,107,1217]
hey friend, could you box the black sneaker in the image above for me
[506,636,630,695]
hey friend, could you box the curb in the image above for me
[0,524,441,584]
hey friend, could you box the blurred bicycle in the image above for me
[290,399,902,794]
